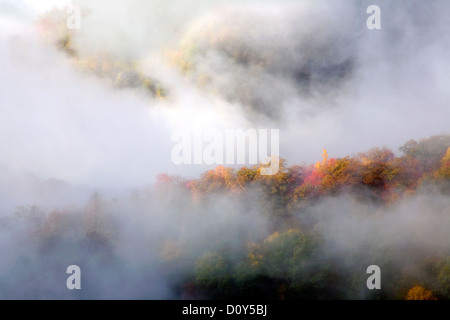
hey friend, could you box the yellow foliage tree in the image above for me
[434,147,450,180]
[315,149,329,170]
[405,285,437,300]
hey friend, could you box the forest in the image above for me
[2,135,449,299]
[1,1,450,300]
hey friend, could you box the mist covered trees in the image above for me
[166,134,450,299]
[186,135,450,212]
[2,135,450,299]
[37,8,168,99]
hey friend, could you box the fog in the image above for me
[1,0,449,187]
[0,0,449,299]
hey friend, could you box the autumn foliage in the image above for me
[7,135,450,299]
[167,136,450,215]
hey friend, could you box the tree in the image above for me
[320,157,361,194]
[235,167,258,189]
[359,147,394,189]
[248,230,318,280]
[434,147,450,180]
[190,166,236,197]
[401,135,450,172]
[405,285,437,300]
[399,139,418,157]
[194,252,234,298]
[437,258,450,298]
[389,156,423,191]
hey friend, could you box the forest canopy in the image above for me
[1,135,449,299]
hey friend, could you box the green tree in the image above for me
[194,252,234,298]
